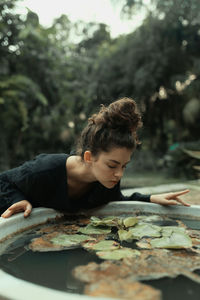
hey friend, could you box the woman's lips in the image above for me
[111,180,118,184]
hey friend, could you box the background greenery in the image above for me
[0,0,200,182]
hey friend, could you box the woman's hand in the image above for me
[1,200,32,218]
[150,189,190,207]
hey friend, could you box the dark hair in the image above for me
[76,97,142,158]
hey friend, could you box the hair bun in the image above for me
[89,97,142,132]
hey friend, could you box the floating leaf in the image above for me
[118,229,133,242]
[50,234,93,247]
[129,223,162,239]
[161,226,186,237]
[83,240,120,251]
[123,217,138,228]
[78,224,111,235]
[150,232,192,249]
[90,216,124,228]
[90,216,118,227]
[96,248,140,260]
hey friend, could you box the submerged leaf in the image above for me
[150,231,192,249]
[78,224,111,235]
[96,248,140,260]
[83,240,120,251]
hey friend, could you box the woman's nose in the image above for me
[114,169,124,178]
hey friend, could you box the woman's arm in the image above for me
[120,184,190,206]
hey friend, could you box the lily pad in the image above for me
[78,224,111,235]
[118,229,133,242]
[50,234,94,247]
[161,226,186,237]
[150,231,192,249]
[96,248,140,260]
[90,216,122,227]
[123,217,138,228]
[83,240,120,251]
[129,223,162,239]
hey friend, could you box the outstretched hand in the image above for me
[1,200,32,218]
[150,189,190,207]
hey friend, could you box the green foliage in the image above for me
[1,0,200,178]
[165,141,200,179]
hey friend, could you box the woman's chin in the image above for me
[101,181,118,189]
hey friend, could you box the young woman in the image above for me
[0,97,189,218]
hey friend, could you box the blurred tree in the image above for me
[91,0,200,155]
[1,0,200,178]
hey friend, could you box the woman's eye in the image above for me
[108,165,116,169]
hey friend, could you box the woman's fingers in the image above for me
[161,199,178,205]
[24,203,32,218]
[1,203,21,218]
[1,208,13,218]
[1,200,32,218]
[150,189,190,206]
[167,189,190,206]
[175,197,190,207]
[167,189,190,198]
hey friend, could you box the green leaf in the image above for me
[118,229,133,242]
[129,223,162,239]
[83,240,120,251]
[96,248,140,260]
[90,216,122,227]
[150,232,192,249]
[50,234,93,247]
[123,217,138,228]
[78,224,111,235]
[161,226,186,237]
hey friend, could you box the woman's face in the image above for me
[90,147,133,189]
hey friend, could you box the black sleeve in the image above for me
[114,182,151,202]
[6,186,26,205]
[0,153,68,212]
[0,178,27,215]
[120,191,151,202]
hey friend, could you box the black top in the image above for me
[0,153,150,215]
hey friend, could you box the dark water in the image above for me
[0,229,101,294]
[0,247,101,294]
[143,272,200,300]
[0,217,200,299]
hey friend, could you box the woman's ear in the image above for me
[83,151,92,164]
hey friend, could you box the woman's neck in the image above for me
[66,155,95,184]
[66,155,96,199]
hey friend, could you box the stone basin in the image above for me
[0,200,200,300]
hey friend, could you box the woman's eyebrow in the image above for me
[108,159,130,165]
[108,159,120,164]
